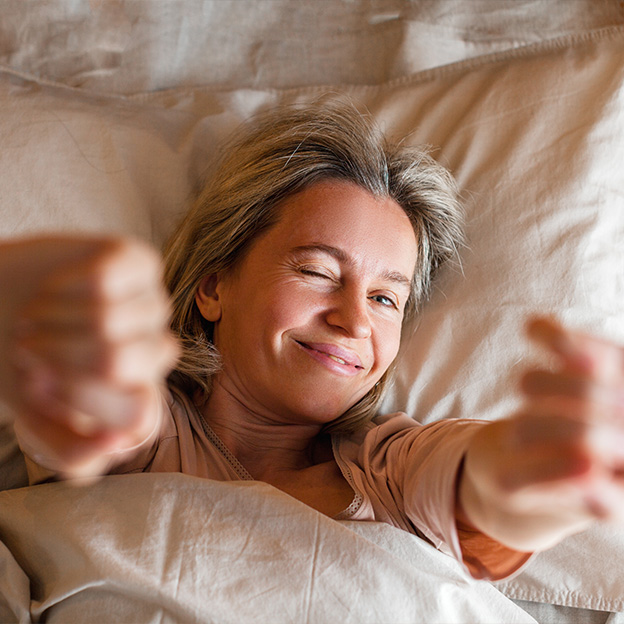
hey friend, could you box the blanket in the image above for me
[0,473,533,624]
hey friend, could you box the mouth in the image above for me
[295,340,365,373]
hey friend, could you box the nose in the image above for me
[325,289,372,339]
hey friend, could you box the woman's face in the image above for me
[196,179,418,425]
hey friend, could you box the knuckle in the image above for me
[87,303,123,345]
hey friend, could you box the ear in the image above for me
[195,274,222,322]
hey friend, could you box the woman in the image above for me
[3,102,623,580]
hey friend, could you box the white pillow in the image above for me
[1,24,623,612]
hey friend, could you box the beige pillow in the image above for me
[2,0,621,93]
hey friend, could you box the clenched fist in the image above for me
[459,317,624,552]
[0,236,179,479]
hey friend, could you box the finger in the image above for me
[57,381,160,434]
[522,369,624,411]
[526,316,591,371]
[497,445,592,492]
[511,408,624,469]
[499,465,624,526]
[16,353,151,431]
[15,332,179,385]
[499,414,593,488]
[506,410,588,447]
[16,364,161,478]
[526,316,624,380]
[38,238,164,302]
[468,417,593,491]
[15,406,128,479]
[519,392,604,426]
[18,288,172,343]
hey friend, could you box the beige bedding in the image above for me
[0,474,534,624]
[1,2,623,622]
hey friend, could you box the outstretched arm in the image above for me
[0,236,178,480]
[458,317,624,554]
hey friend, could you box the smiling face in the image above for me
[195,179,418,425]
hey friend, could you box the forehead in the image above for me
[264,180,418,278]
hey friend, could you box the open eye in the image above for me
[370,293,398,309]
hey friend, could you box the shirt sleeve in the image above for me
[336,414,532,580]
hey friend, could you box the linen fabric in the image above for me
[2,0,621,94]
[0,472,536,624]
[1,7,623,618]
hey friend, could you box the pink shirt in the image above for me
[107,385,530,580]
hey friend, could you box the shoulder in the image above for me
[332,412,419,463]
[161,383,199,431]
[345,412,437,446]
[345,412,420,441]
[336,413,485,464]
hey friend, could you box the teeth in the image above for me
[328,354,346,365]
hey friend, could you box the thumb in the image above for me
[526,316,594,374]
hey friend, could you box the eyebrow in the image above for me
[290,244,413,291]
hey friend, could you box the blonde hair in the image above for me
[164,100,463,433]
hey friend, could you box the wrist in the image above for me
[460,451,593,551]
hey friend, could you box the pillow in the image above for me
[2,0,622,94]
[377,27,624,425]
[1,24,623,612]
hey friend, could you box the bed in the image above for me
[1,1,623,622]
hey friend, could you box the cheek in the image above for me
[237,286,320,357]
[267,284,322,325]
[373,320,403,371]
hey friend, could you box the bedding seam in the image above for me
[495,583,624,613]
[126,24,624,102]
[0,25,622,104]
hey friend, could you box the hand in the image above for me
[1,236,179,479]
[459,317,624,551]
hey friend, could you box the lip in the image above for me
[294,340,365,375]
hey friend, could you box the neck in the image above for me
[196,378,326,480]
